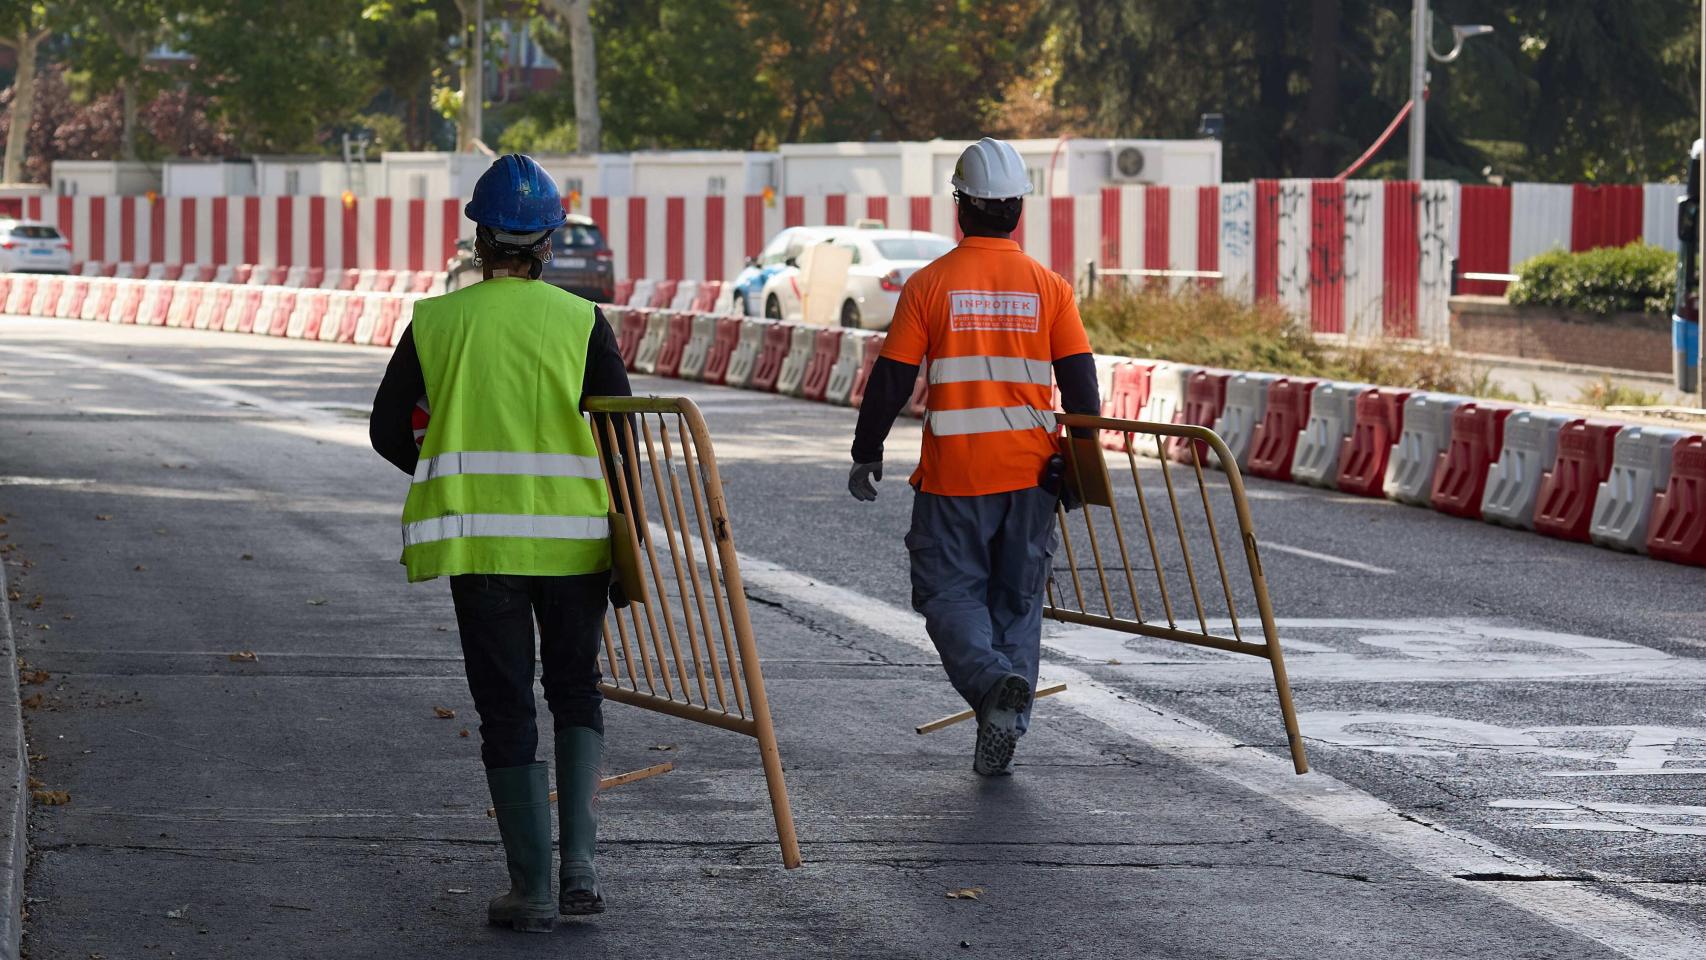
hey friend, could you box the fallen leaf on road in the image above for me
[94,514,112,522]
[435,626,448,632]
[945,887,984,901]
[228,651,259,663]
[133,564,146,572]
[26,777,40,789]
[31,790,69,806]
[1107,659,1121,665]
[21,670,49,685]
[36,624,48,632]
[650,744,676,751]
[240,554,253,561]
[60,614,72,621]
[20,695,41,710]
[27,595,42,610]
[164,906,189,920]
[433,706,456,719]
[307,598,328,606]
[458,729,470,738]
[6,590,16,602]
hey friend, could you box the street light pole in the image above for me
[1408,0,1428,181]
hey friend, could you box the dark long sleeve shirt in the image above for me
[369,305,633,476]
[850,352,1102,466]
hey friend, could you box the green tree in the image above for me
[0,2,56,183]
[58,0,181,161]
[579,0,779,149]
[177,0,378,153]
[357,1,457,150]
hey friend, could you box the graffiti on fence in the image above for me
[1276,181,1311,312]
[1417,182,1455,341]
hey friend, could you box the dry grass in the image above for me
[1575,376,1664,409]
[1078,286,1512,397]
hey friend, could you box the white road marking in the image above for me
[1042,619,1701,684]
[733,552,1706,960]
[1301,713,1706,771]
[1261,541,1396,574]
[0,342,376,449]
[0,476,95,487]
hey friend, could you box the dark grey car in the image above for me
[446,213,614,300]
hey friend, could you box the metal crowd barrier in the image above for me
[585,396,802,868]
[1048,413,1309,774]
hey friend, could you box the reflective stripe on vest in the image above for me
[413,451,604,484]
[925,405,1054,436]
[403,513,610,548]
[927,355,1051,387]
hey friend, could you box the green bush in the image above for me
[1507,242,1676,316]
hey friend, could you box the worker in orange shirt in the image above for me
[849,137,1101,776]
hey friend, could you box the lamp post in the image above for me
[1407,0,1493,181]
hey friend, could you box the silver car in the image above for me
[0,220,72,274]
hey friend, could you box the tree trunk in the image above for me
[3,28,40,184]
[455,0,483,152]
[1300,0,1341,177]
[120,78,139,162]
[565,0,600,153]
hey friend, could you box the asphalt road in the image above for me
[1,314,1703,960]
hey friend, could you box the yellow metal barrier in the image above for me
[1049,414,1308,774]
[585,396,802,868]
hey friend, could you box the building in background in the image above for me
[47,136,1223,201]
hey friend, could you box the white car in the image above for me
[0,220,72,274]
[756,226,955,329]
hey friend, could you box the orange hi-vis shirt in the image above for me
[881,236,1092,497]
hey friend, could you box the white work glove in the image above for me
[848,461,883,502]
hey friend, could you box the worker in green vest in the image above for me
[369,154,631,933]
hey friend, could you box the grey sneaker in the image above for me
[973,675,1031,776]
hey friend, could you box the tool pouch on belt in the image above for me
[608,511,648,605]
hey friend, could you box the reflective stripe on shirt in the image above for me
[402,513,609,547]
[927,355,1052,387]
[413,451,604,485]
[924,405,1055,437]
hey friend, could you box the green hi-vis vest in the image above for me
[400,278,612,583]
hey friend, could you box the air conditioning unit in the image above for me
[1108,142,1151,183]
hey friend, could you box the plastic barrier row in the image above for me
[60,262,444,296]
[1009,347,1706,566]
[15,261,1706,569]
[0,273,420,349]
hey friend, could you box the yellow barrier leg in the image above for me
[915,683,1068,735]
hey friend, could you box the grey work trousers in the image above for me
[906,486,1058,735]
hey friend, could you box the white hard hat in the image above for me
[950,137,1033,200]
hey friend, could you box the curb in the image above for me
[0,561,26,960]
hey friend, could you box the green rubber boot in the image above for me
[484,762,557,933]
[554,726,605,915]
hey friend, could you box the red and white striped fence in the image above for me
[24,179,1687,344]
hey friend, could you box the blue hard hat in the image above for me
[464,154,567,235]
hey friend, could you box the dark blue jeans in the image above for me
[450,571,610,770]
